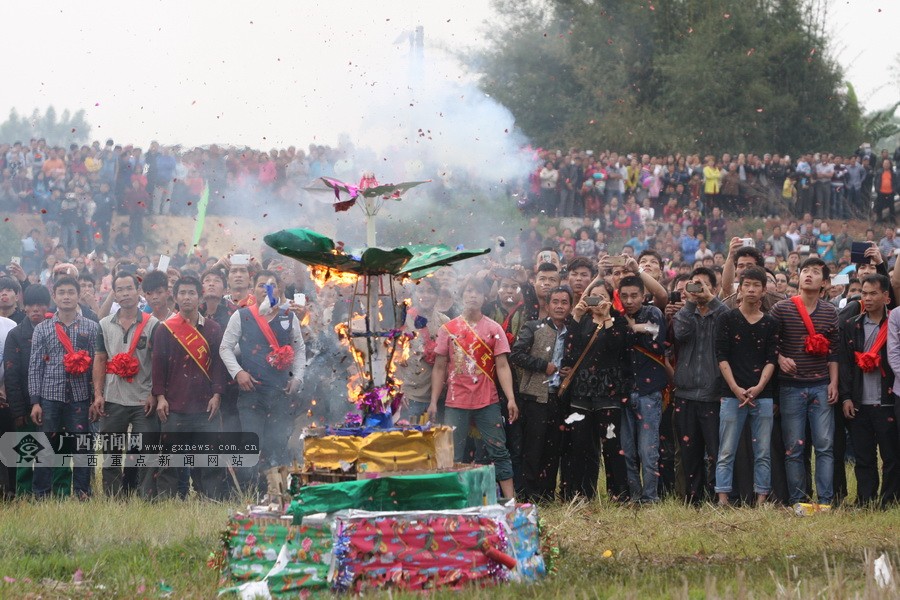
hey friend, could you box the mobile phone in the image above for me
[293,293,306,306]
[10,256,20,266]
[539,251,554,264]
[585,296,601,306]
[798,245,811,254]
[831,274,849,286]
[608,256,626,267]
[231,253,250,265]
[850,241,871,265]
[740,238,754,247]
[157,255,171,273]
[669,290,682,304]
[685,282,704,293]
[118,263,137,275]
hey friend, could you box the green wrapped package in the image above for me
[219,514,332,597]
[289,465,497,523]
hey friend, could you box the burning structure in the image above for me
[265,175,489,426]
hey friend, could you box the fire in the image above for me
[335,319,370,402]
[309,265,358,290]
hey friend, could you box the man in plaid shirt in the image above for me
[28,276,98,498]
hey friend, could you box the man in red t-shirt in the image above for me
[429,276,519,499]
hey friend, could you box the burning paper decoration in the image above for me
[264,227,490,424]
[263,228,490,279]
[309,175,431,212]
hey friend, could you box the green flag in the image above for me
[191,183,210,247]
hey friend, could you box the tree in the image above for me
[476,0,861,155]
[0,106,91,145]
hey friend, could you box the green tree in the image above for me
[0,106,91,145]
[476,0,861,155]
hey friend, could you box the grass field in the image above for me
[0,494,897,599]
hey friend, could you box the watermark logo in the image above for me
[12,433,45,464]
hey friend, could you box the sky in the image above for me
[0,0,897,149]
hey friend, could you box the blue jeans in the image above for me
[621,391,662,502]
[444,404,513,481]
[780,384,834,504]
[33,400,92,498]
[715,397,774,494]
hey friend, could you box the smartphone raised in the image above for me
[850,241,871,265]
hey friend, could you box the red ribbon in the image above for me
[106,313,150,382]
[249,304,294,370]
[55,322,92,375]
[612,289,625,314]
[791,296,830,356]
[854,312,889,373]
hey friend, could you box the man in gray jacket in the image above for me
[673,267,729,505]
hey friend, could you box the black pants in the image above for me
[0,407,16,497]
[673,397,719,504]
[520,394,563,502]
[832,402,849,504]
[560,405,628,501]
[847,404,899,507]
[658,402,679,498]
[876,192,895,223]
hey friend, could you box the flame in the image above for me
[336,319,370,402]
[300,311,311,327]
[309,266,358,290]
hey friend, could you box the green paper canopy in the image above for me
[264,228,490,279]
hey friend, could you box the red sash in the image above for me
[163,314,211,379]
[107,313,150,383]
[444,317,496,378]
[249,304,294,370]
[791,296,830,356]
[612,289,625,314]
[855,311,890,373]
[55,321,92,375]
[235,294,256,308]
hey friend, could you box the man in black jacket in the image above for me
[509,287,572,502]
[843,274,899,507]
[2,285,69,496]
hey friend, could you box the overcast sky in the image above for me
[0,0,896,149]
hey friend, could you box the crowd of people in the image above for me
[0,137,354,269]
[1,135,900,508]
[527,145,900,224]
[404,231,899,509]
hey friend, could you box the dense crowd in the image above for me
[525,145,900,224]
[0,137,353,272]
[1,135,900,508]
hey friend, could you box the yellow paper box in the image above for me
[303,426,454,473]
